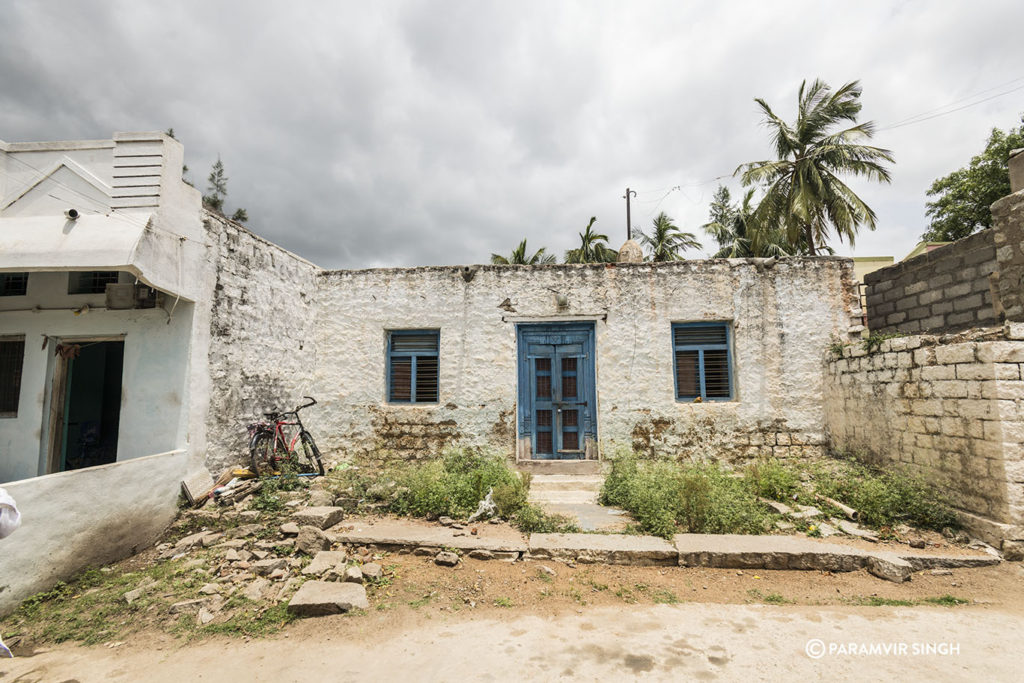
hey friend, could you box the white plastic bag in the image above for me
[0,487,21,539]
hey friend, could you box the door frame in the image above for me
[515,322,598,461]
[44,335,125,474]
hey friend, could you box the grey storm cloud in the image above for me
[2,0,1023,268]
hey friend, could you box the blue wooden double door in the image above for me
[517,323,597,460]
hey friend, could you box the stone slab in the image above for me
[302,550,348,576]
[287,580,368,616]
[674,534,1000,575]
[329,519,528,554]
[675,534,869,572]
[528,533,677,566]
[291,507,346,530]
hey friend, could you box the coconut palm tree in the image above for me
[564,217,618,263]
[490,239,556,265]
[638,212,701,261]
[736,79,894,255]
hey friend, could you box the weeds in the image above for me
[600,454,771,538]
[744,458,801,501]
[813,457,957,530]
[494,597,514,608]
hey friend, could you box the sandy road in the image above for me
[2,603,1019,682]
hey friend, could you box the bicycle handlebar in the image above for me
[262,397,317,420]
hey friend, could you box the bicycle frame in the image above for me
[247,396,321,474]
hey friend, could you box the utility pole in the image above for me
[623,187,636,241]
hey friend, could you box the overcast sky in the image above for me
[2,0,1023,268]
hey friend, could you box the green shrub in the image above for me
[814,459,956,530]
[600,453,771,538]
[744,457,800,501]
[510,504,581,534]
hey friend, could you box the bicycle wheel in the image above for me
[297,431,326,476]
[249,431,277,476]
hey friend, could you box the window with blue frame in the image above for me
[672,322,733,401]
[387,330,439,403]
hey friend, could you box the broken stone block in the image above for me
[170,598,208,614]
[291,506,345,530]
[909,538,926,549]
[268,568,288,581]
[296,525,331,555]
[243,578,271,601]
[775,521,795,532]
[252,558,287,576]
[834,519,878,542]
[412,547,435,556]
[790,505,822,520]
[343,566,363,584]
[199,583,221,595]
[280,522,301,536]
[175,530,218,551]
[816,522,839,538]
[307,489,335,507]
[303,551,348,576]
[226,524,264,539]
[251,550,270,560]
[197,607,216,625]
[287,580,368,616]
[1003,540,1024,561]
[468,549,494,560]
[361,562,383,580]
[239,510,261,523]
[867,555,912,583]
[435,551,459,567]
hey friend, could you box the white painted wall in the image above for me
[0,272,194,482]
[311,260,862,462]
[0,449,188,616]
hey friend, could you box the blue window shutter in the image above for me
[388,330,439,403]
[672,323,732,401]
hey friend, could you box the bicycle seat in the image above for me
[263,411,279,419]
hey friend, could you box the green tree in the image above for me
[491,239,556,265]
[703,189,794,258]
[638,212,701,261]
[922,117,1024,241]
[737,79,894,255]
[202,156,248,222]
[203,156,228,212]
[565,217,618,263]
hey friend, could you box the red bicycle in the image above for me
[247,396,325,476]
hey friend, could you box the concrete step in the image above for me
[529,474,605,492]
[528,489,600,505]
[516,460,604,475]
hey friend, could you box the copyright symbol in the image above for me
[805,639,826,659]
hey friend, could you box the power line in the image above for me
[881,75,1024,129]
[878,83,1024,131]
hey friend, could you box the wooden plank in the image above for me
[181,466,215,506]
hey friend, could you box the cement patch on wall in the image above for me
[0,449,188,616]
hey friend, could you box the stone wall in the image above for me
[312,258,861,463]
[864,230,998,334]
[823,325,1024,547]
[203,214,320,471]
[990,188,1024,322]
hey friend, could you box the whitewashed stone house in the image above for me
[0,130,863,611]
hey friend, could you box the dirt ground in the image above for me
[3,555,1022,681]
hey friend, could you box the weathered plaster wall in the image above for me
[202,214,320,472]
[312,259,861,463]
[823,325,1024,546]
[0,449,187,616]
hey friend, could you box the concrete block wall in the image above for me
[864,230,998,334]
[823,325,1024,547]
